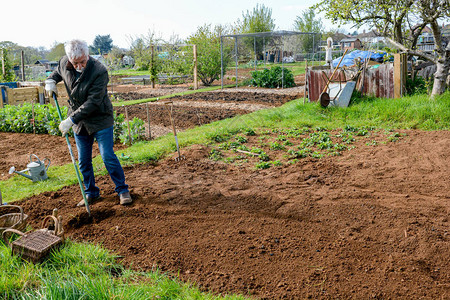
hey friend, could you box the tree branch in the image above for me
[386,38,436,61]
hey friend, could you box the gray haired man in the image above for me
[45,39,132,206]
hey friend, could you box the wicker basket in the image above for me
[0,205,28,241]
[3,210,64,263]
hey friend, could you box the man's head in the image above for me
[65,39,89,72]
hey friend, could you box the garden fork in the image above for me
[164,101,185,161]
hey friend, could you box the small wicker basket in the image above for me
[3,209,64,263]
[0,205,28,241]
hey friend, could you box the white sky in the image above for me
[1,0,350,50]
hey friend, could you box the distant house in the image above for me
[416,24,449,53]
[357,30,386,48]
[340,38,362,51]
[34,59,58,71]
[417,33,436,52]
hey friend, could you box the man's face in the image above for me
[70,55,88,72]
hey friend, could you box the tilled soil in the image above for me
[113,90,300,136]
[4,129,449,299]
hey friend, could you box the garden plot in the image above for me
[4,128,450,299]
[113,89,301,139]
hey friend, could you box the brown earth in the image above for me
[2,128,449,299]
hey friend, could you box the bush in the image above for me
[405,76,429,95]
[250,66,295,88]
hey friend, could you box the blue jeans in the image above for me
[74,126,129,197]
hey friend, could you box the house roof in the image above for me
[340,38,360,43]
[35,59,50,64]
[357,30,380,39]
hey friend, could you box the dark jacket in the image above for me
[48,56,114,135]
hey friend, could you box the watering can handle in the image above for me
[43,158,51,171]
[29,154,42,164]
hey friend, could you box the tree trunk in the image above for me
[431,53,450,97]
[429,19,450,98]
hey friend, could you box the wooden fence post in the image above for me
[304,60,308,105]
[1,49,5,77]
[151,45,155,89]
[21,50,25,81]
[394,53,407,98]
[193,44,198,90]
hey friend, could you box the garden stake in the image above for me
[124,105,132,145]
[164,101,185,161]
[31,101,35,134]
[146,103,152,140]
[52,94,90,215]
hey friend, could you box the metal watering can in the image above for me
[9,154,51,182]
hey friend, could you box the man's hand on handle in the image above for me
[59,118,74,135]
[44,79,57,97]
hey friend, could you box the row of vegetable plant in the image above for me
[0,103,147,144]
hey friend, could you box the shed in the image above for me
[340,38,362,51]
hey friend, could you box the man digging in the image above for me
[45,39,132,206]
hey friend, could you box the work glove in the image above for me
[59,118,74,135]
[44,79,57,97]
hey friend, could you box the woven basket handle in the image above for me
[0,205,24,223]
[2,228,25,246]
[41,215,64,238]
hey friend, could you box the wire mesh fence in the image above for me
[220,31,324,88]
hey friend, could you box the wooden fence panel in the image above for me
[6,87,39,105]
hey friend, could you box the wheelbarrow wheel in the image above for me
[319,92,331,108]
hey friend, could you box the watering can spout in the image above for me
[9,166,34,180]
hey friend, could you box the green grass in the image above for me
[1,91,449,203]
[0,240,246,299]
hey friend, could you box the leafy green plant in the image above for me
[242,127,256,136]
[287,148,311,158]
[405,76,428,95]
[235,135,248,144]
[387,132,401,142]
[218,141,240,150]
[208,148,223,161]
[311,151,324,158]
[206,131,231,143]
[271,160,282,166]
[255,161,272,169]
[269,141,285,150]
[0,48,16,82]
[336,131,355,144]
[250,66,295,88]
[118,117,146,145]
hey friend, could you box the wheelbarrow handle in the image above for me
[322,48,348,94]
